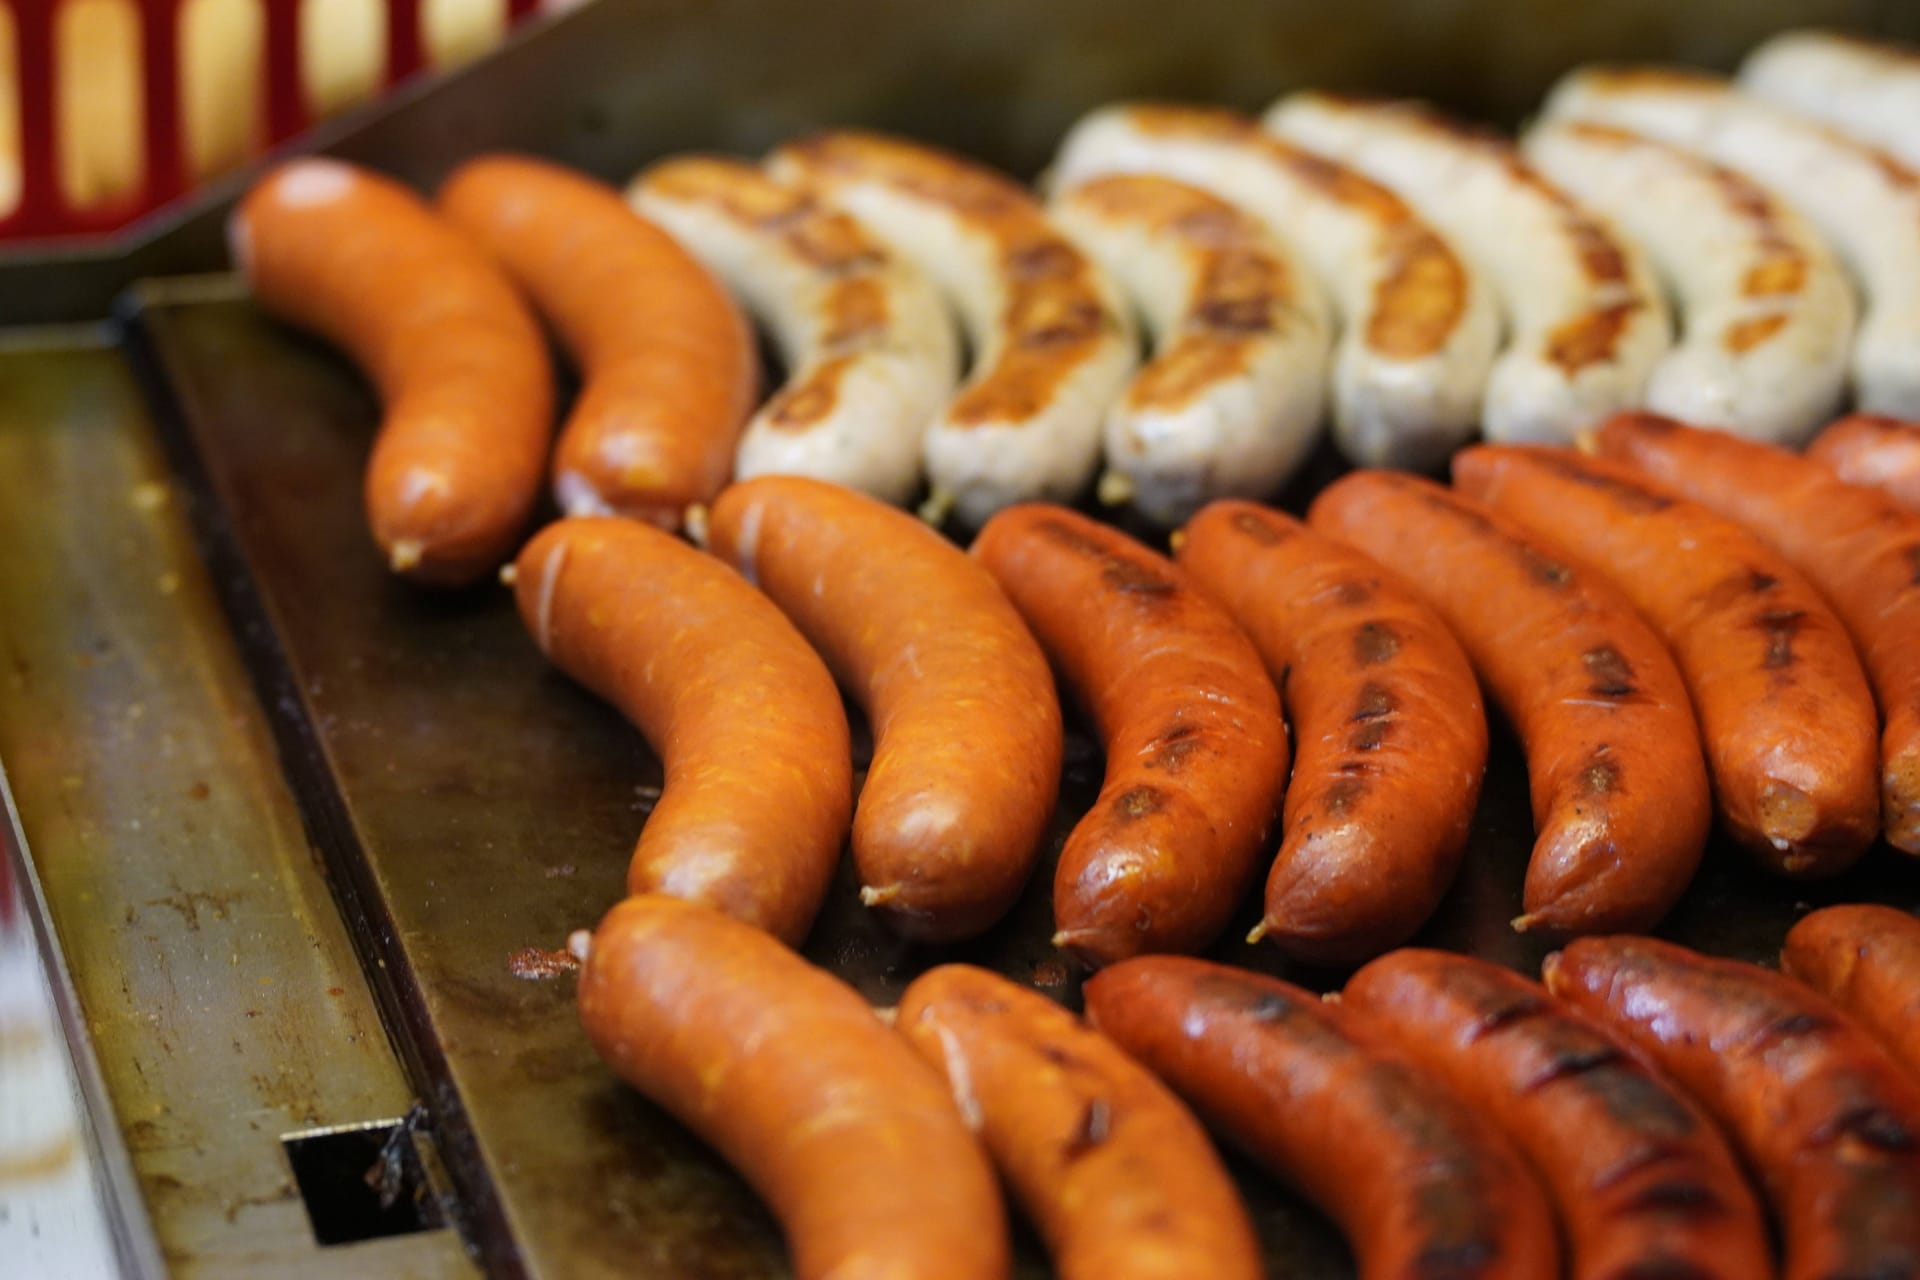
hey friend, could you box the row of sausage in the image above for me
[501,407,1920,968]
[229,28,1920,589]
[572,894,1920,1280]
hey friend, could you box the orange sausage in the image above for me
[230,157,553,585]
[1084,955,1560,1280]
[1174,500,1487,964]
[1454,444,1880,876]
[1341,948,1775,1280]
[1594,411,1920,852]
[894,964,1262,1280]
[1783,904,1920,1083]
[1807,413,1920,511]
[577,897,1009,1280]
[1546,934,1920,1280]
[970,505,1287,967]
[511,517,850,944]
[704,476,1062,942]
[1309,469,1711,935]
[438,153,757,528]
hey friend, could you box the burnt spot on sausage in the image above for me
[1466,993,1549,1042]
[1229,509,1291,547]
[1621,1181,1724,1218]
[1583,646,1638,698]
[1322,776,1368,815]
[818,276,891,348]
[1526,450,1671,513]
[1749,570,1780,593]
[1368,225,1470,361]
[1814,1104,1917,1152]
[1189,973,1314,1028]
[764,357,852,430]
[1332,578,1374,606]
[1349,719,1390,752]
[1128,334,1261,412]
[1352,682,1396,722]
[786,215,888,274]
[1751,1010,1834,1050]
[1033,520,1180,600]
[1005,240,1081,283]
[1061,1097,1112,1160]
[1145,723,1206,771]
[1409,1227,1498,1280]
[1353,621,1401,666]
[1580,754,1621,798]
[1113,786,1166,821]
[1522,1044,1623,1090]
[1545,301,1642,373]
[1009,292,1108,349]
[1522,544,1574,588]
[1906,542,1920,587]
[1754,608,1805,670]
[1724,313,1790,354]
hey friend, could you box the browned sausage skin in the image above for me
[512,517,851,944]
[971,505,1288,967]
[577,897,1010,1280]
[895,964,1262,1280]
[1341,948,1774,1280]
[1547,934,1920,1280]
[1084,955,1561,1280]
[705,476,1062,942]
[1309,468,1711,935]
[1175,499,1486,964]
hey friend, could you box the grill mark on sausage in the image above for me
[1724,313,1790,354]
[1906,543,1920,587]
[1333,579,1374,606]
[1349,719,1390,752]
[1521,1043,1623,1091]
[1812,1105,1917,1152]
[1609,1255,1722,1280]
[1466,993,1549,1042]
[1113,785,1166,821]
[764,354,856,430]
[1033,519,1180,599]
[1061,1097,1112,1160]
[1755,607,1805,670]
[1584,645,1639,698]
[1351,682,1396,722]
[1145,723,1206,771]
[1323,775,1368,814]
[1128,334,1260,412]
[1353,621,1401,665]
[1545,300,1643,373]
[1525,450,1672,513]
[1229,509,1292,547]
[818,276,891,349]
[1749,1009,1835,1051]
[1415,486,1576,586]
[1581,755,1622,798]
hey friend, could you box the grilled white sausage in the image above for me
[1049,103,1499,470]
[766,131,1136,527]
[1521,121,1854,443]
[1742,31,1920,173]
[1265,93,1671,446]
[1543,66,1920,418]
[628,156,959,505]
[1048,173,1331,525]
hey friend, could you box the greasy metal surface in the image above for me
[129,283,1920,1280]
[0,337,477,1279]
[8,0,1920,326]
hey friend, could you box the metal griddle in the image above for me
[8,1,1920,1275]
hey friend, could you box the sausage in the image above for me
[765,131,1136,527]
[1046,173,1332,526]
[575,896,1009,1280]
[1048,103,1499,471]
[436,153,757,528]
[1742,31,1920,172]
[1083,955,1560,1280]
[970,505,1287,967]
[1807,413,1920,511]
[1545,934,1920,1280]
[1593,411,1920,853]
[1174,500,1487,964]
[1542,66,1920,418]
[511,517,850,944]
[894,964,1262,1280]
[1783,904,1920,1083]
[1341,948,1775,1280]
[703,476,1061,942]
[1265,93,1673,446]
[229,157,552,585]
[1520,119,1856,445]
[1308,469,1712,934]
[626,155,958,505]
[1453,443,1880,876]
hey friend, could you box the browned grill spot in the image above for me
[1229,509,1291,546]
[1114,785,1167,820]
[1583,646,1638,698]
[1723,313,1790,354]
[1544,301,1641,373]
[1753,607,1805,670]
[1353,622,1402,666]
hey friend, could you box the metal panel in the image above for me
[0,335,476,1279]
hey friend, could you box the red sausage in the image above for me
[1594,410,1920,852]
[1084,955,1561,1280]
[1547,934,1920,1280]
[1309,468,1712,935]
[438,153,758,528]
[1341,948,1774,1280]
[1454,443,1880,876]
[895,964,1262,1280]
[1174,499,1487,964]
[1807,413,1920,511]
[971,505,1288,967]
[1783,904,1920,1085]
[704,476,1062,942]
[576,896,1009,1280]
[231,157,553,585]
[512,517,850,944]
